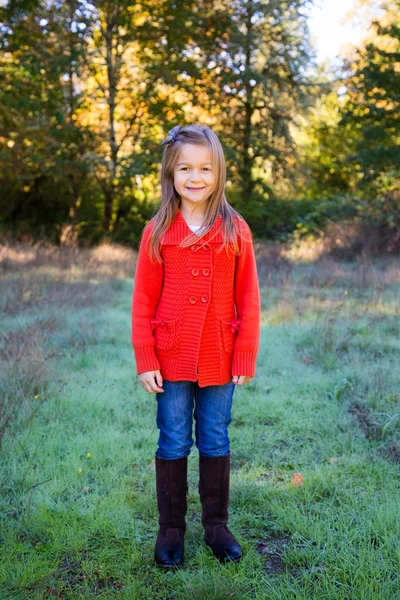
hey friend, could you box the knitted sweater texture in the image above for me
[131,207,261,387]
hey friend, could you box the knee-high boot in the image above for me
[154,455,188,569]
[198,452,242,563]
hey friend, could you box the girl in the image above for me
[131,124,261,569]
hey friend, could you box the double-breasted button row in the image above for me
[192,268,210,276]
[190,244,210,252]
[189,295,209,304]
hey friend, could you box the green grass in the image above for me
[1,244,399,599]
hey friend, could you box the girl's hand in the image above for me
[232,375,253,386]
[139,370,164,394]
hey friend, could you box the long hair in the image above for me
[145,123,250,263]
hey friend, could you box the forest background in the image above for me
[0,0,399,254]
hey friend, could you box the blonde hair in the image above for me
[144,123,250,263]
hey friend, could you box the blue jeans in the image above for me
[155,380,236,460]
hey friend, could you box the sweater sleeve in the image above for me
[231,220,261,377]
[131,222,163,375]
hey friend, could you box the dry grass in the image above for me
[0,239,135,277]
[0,240,136,444]
[0,241,136,316]
[254,220,400,270]
[0,319,55,447]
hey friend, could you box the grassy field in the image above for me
[0,239,399,599]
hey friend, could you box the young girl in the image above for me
[131,124,261,569]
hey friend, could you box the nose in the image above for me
[188,170,203,183]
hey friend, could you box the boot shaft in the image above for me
[198,452,230,527]
[155,455,188,530]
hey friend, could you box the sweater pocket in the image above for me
[150,317,176,351]
[220,318,242,354]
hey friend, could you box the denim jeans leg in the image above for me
[194,381,235,457]
[155,380,195,460]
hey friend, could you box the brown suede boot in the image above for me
[154,455,188,569]
[198,452,242,563]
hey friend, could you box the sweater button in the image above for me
[202,244,210,251]
[192,268,199,276]
[202,268,210,276]
[191,245,199,251]
[189,296,197,304]
[201,295,208,303]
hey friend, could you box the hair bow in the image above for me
[161,125,182,146]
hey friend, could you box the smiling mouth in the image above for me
[187,187,205,190]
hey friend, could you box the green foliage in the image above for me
[352,168,400,229]
[340,5,400,185]
[0,0,398,249]
[293,91,363,199]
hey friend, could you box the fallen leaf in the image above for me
[291,472,304,487]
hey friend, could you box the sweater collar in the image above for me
[161,207,225,245]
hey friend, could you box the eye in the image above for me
[179,167,211,171]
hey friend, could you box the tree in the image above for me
[0,0,94,239]
[340,0,400,186]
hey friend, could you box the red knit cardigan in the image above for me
[131,207,261,387]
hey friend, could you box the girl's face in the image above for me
[173,143,215,208]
